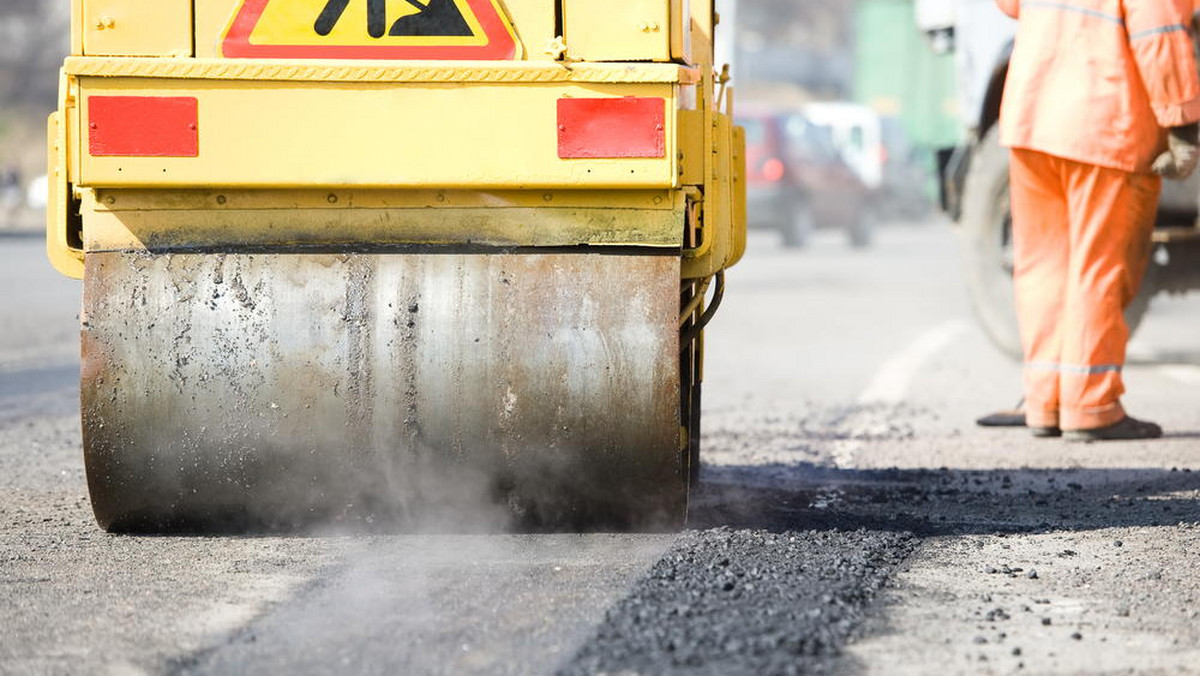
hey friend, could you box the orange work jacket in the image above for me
[997,0,1200,173]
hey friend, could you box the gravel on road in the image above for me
[562,528,918,676]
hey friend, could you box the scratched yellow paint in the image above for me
[241,0,487,47]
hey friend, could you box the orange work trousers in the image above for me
[1009,148,1159,431]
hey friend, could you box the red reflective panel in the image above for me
[557,97,666,159]
[89,96,199,158]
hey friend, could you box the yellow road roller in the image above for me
[47,0,745,531]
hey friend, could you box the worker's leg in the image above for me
[1058,161,1160,430]
[1010,149,1070,429]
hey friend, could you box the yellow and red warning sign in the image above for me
[222,0,518,60]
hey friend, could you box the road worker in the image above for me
[994,0,1200,440]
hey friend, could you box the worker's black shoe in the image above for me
[1030,426,1062,438]
[976,398,1026,427]
[1064,416,1163,443]
[977,409,1026,427]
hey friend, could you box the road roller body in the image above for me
[47,0,745,531]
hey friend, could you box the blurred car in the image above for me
[803,102,932,222]
[877,116,934,219]
[802,102,884,190]
[26,174,48,210]
[738,106,871,248]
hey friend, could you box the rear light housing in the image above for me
[760,157,786,182]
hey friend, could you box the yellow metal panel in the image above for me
[82,0,193,57]
[497,0,556,60]
[678,109,704,185]
[66,78,82,196]
[71,0,85,56]
[682,112,736,280]
[79,190,684,251]
[690,0,713,71]
[76,78,679,190]
[196,0,244,58]
[728,123,747,268]
[91,188,677,211]
[670,0,692,64]
[64,56,700,84]
[564,0,683,62]
[710,112,735,274]
[46,112,84,279]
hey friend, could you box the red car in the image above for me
[738,107,871,248]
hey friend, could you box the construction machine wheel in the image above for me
[960,126,1152,359]
[81,251,688,533]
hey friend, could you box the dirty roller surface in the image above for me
[562,528,917,676]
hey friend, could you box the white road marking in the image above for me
[857,320,972,405]
[832,319,971,468]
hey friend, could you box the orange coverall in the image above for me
[996,0,1200,430]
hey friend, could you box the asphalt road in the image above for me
[2,220,1199,675]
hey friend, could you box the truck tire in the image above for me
[960,126,1153,360]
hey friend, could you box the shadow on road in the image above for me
[690,462,1200,537]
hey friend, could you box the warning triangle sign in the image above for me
[222,0,518,60]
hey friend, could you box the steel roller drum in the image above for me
[81,251,685,531]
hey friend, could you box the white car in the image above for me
[802,102,884,190]
[26,174,47,210]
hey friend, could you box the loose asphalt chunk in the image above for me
[560,527,918,676]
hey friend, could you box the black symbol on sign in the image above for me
[314,0,472,39]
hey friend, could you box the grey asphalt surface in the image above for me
[2,220,1199,675]
[183,535,674,676]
